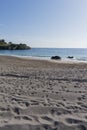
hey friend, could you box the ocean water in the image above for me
[0,48,87,61]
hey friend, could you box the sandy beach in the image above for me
[0,55,87,130]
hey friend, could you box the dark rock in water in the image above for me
[51,56,61,60]
[67,56,74,59]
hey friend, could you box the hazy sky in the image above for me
[0,0,87,48]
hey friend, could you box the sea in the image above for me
[0,48,87,62]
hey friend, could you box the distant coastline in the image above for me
[0,39,31,50]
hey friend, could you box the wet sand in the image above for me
[0,56,87,130]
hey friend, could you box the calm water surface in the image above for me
[0,48,87,61]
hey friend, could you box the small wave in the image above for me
[77,57,87,61]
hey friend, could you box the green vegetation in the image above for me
[0,39,31,50]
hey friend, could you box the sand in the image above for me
[0,55,87,130]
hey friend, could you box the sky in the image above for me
[0,0,87,48]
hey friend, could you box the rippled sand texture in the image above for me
[0,56,87,130]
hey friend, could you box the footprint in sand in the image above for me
[13,107,20,115]
[41,116,53,122]
[76,125,86,130]
[65,118,82,124]
[22,116,32,121]
[84,115,87,121]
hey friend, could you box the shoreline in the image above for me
[1,54,87,64]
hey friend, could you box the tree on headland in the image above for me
[0,39,5,43]
[0,39,7,45]
[0,39,31,50]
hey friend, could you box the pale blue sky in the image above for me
[0,0,87,48]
